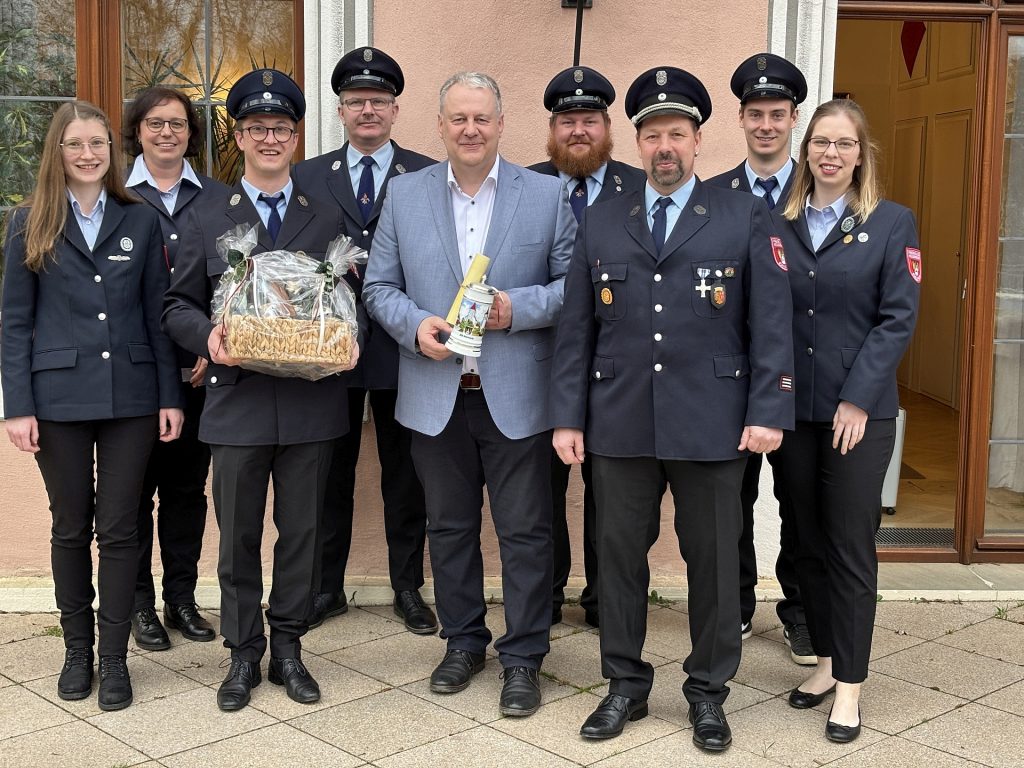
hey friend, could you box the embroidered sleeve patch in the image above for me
[779,375,794,392]
[770,236,788,272]
[905,247,922,283]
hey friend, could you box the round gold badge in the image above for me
[601,287,613,305]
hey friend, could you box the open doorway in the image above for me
[834,18,979,549]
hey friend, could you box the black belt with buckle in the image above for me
[460,373,482,390]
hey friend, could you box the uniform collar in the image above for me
[126,154,202,191]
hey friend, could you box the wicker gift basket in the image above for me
[210,224,366,381]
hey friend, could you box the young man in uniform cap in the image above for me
[529,65,646,630]
[293,47,438,635]
[163,68,355,711]
[550,66,795,750]
[706,52,814,666]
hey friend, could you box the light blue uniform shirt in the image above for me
[644,175,697,238]
[241,177,292,231]
[66,187,107,251]
[557,161,607,207]
[347,142,394,198]
[744,159,793,207]
[126,155,203,215]
[805,192,848,251]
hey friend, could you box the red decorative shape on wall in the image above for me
[901,21,927,76]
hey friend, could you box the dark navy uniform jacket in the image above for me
[549,180,796,461]
[130,171,230,372]
[781,199,921,422]
[292,140,435,390]
[161,183,351,446]
[527,158,648,205]
[1,199,183,421]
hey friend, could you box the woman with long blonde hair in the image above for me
[774,99,920,742]
[2,100,184,710]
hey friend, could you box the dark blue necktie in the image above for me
[356,155,376,223]
[258,193,283,243]
[570,177,588,223]
[757,176,778,210]
[651,196,672,255]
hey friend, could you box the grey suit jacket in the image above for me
[363,157,576,439]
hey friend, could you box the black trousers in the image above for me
[319,387,427,594]
[410,390,552,669]
[210,440,332,661]
[591,454,745,704]
[35,416,157,655]
[773,419,895,683]
[135,384,210,609]
[550,451,598,615]
[739,452,804,626]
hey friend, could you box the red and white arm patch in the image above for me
[905,247,922,283]
[770,236,788,272]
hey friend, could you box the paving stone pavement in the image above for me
[1,599,1022,768]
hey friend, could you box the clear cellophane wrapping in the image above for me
[210,224,367,381]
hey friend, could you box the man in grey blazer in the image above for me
[363,71,575,718]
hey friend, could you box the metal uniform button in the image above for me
[170,267,175,274]
[362,230,369,237]
[601,272,609,281]
[210,376,218,384]
[806,347,814,355]
[654,333,662,341]
[101,351,110,359]
[169,233,178,241]
[807,309,814,317]
[654,273,662,282]
[734,369,741,378]
[654,363,663,372]
[455,358,463,364]
[654,304,663,312]
[808,270,815,279]
[94,275,102,283]
[97,313,106,321]
[594,371,602,380]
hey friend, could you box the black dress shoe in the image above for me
[826,705,862,743]
[131,607,170,651]
[580,694,648,739]
[393,590,438,635]
[788,683,836,709]
[57,647,93,701]
[688,701,732,751]
[97,655,133,711]
[308,591,348,630]
[430,649,486,693]
[163,603,215,642]
[217,657,261,711]
[499,666,541,717]
[268,656,320,704]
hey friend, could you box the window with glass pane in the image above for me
[0,0,76,208]
[120,0,295,185]
[988,35,1024,536]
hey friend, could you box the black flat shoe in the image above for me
[788,683,836,709]
[689,701,732,752]
[308,591,349,629]
[393,590,438,635]
[217,657,261,711]
[57,647,93,701]
[131,607,170,651]
[826,705,862,743]
[163,602,215,642]
[580,694,648,739]
[268,656,320,704]
[429,649,486,693]
[499,666,541,717]
[97,655,132,711]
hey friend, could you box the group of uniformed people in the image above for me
[1,42,920,753]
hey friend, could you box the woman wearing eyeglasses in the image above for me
[121,87,229,654]
[1,101,184,709]
[773,99,920,742]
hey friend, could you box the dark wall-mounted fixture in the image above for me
[561,0,593,7]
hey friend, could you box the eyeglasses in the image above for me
[238,125,298,142]
[144,118,188,133]
[341,97,395,111]
[60,138,111,155]
[808,137,860,153]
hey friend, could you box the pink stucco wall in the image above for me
[375,0,769,176]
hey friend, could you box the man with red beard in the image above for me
[529,66,645,630]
